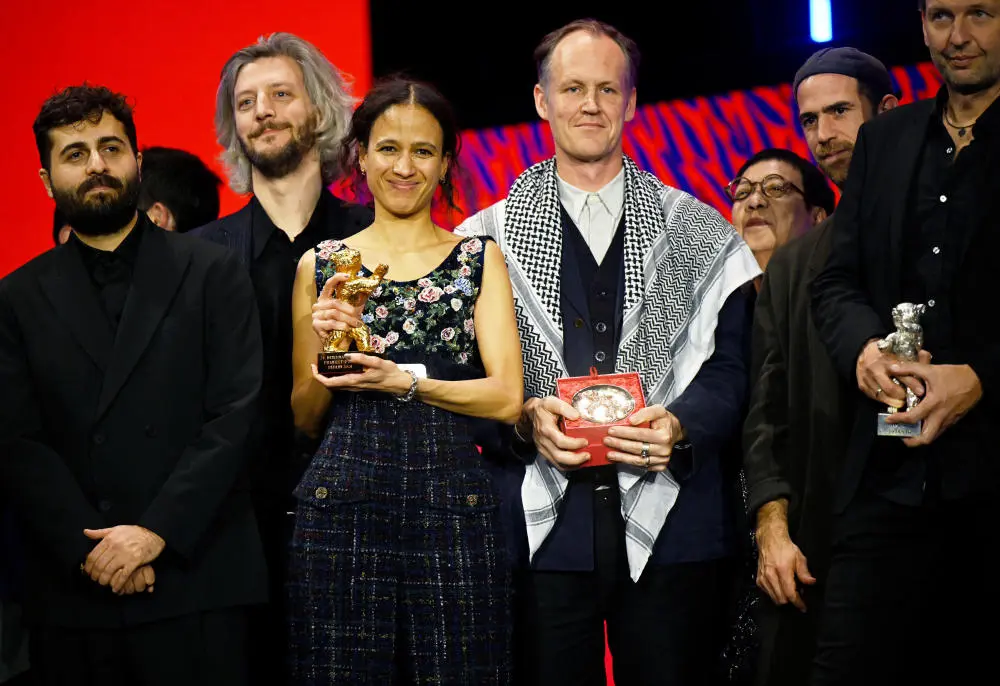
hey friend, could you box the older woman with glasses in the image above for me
[728,148,835,273]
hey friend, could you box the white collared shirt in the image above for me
[556,168,625,265]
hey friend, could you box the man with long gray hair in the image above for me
[193,32,373,685]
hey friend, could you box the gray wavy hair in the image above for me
[215,32,355,194]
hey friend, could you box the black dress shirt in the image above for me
[247,192,345,496]
[900,91,998,356]
[71,216,146,330]
[869,88,1000,505]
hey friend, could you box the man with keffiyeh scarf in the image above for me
[456,18,761,686]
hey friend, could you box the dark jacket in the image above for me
[811,98,1000,512]
[192,191,373,270]
[744,218,852,577]
[192,192,374,500]
[0,218,266,628]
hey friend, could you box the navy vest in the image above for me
[559,205,627,377]
[533,206,627,571]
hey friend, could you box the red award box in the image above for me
[556,368,649,467]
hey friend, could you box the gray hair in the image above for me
[215,32,355,194]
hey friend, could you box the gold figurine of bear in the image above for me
[322,247,389,354]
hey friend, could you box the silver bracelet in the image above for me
[396,369,418,403]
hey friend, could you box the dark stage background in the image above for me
[371,0,931,130]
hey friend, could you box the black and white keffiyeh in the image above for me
[456,156,760,580]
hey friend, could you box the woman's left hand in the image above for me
[311,354,413,396]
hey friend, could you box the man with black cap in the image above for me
[794,47,899,186]
[811,1,1000,682]
[743,46,896,686]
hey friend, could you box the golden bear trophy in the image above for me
[317,247,390,377]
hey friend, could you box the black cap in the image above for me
[793,47,894,101]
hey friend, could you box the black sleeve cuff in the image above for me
[665,442,694,482]
[747,477,794,519]
[509,425,537,465]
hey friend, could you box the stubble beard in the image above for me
[820,159,849,188]
[935,51,1000,96]
[239,117,318,181]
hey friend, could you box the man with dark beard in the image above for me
[0,85,265,685]
[193,32,373,686]
[810,1,1000,683]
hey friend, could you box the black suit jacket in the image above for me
[744,218,853,576]
[0,218,266,628]
[811,99,1000,512]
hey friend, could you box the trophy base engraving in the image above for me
[876,413,922,438]
[317,351,384,377]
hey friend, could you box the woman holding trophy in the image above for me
[287,77,523,684]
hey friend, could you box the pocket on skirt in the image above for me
[293,470,368,509]
[419,471,501,515]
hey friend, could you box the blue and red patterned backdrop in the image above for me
[343,61,940,228]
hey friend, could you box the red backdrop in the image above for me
[0,1,372,278]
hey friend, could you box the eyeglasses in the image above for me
[726,174,805,203]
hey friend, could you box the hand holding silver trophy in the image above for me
[875,302,926,437]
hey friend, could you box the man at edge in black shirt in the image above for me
[810,2,1000,683]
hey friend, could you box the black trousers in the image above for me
[753,581,824,686]
[248,492,296,686]
[810,484,1000,685]
[516,479,735,686]
[28,607,249,686]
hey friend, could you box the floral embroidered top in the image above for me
[314,236,491,370]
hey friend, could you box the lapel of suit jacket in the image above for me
[96,224,189,418]
[39,244,115,371]
[226,201,255,268]
[886,102,934,298]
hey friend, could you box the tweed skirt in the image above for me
[287,394,511,685]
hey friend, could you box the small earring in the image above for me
[360,168,366,176]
